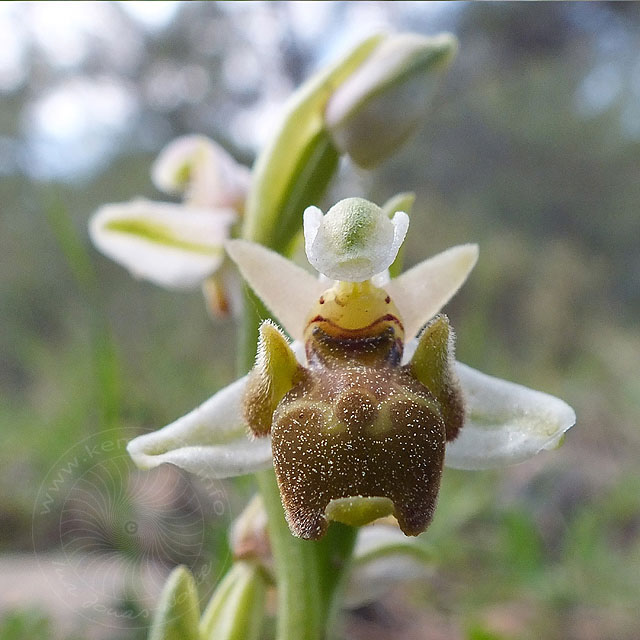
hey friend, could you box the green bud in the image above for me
[200,562,267,640]
[149,566,200,640]
[325,33,458,168]
[243,35,383,253]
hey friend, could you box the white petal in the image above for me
[152,135,210,194]
[304,198,408,282]
[385,244,478,338]
[401,336,419,365]
[201,262,244,320]
[354,522,418,558]
[371,269,391,287]
[290,340,307,366]
[225,239,325,341]
[445,363,576,470]
[90,200,236,289]
[127,376,273,479]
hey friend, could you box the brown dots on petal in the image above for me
[385,295,390,304]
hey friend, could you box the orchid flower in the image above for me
[89,135,250,316]
[127,197,575,541]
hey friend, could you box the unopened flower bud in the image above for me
[325,33,458,168]
[149,566,200,640]
[199,561,267,640]
[229,495,271,564]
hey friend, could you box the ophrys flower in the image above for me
[89,135,249,316]
[127,198,576,540]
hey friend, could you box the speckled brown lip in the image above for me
[243,285,464,540]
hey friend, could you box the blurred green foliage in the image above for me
[0,610,57,640]
[1,2,639,639]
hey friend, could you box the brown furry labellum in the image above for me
[243,281,464,540]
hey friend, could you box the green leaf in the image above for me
[501,509,544,576]
[466,625,511,640]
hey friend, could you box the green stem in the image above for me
[255,469,358,640]
[315,523,358,633]
[256,469,323,640]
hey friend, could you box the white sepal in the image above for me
[90,199,235,289]
[445,363,576,470]
[127,376,273,479]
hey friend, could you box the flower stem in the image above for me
[237,45,374,631]
[255,469,357,640]
[315,522,358,634]
[256,469,323,640]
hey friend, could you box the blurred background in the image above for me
[1,2,639,639]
